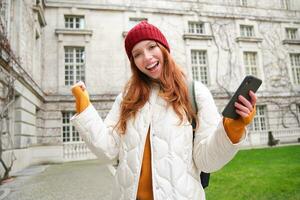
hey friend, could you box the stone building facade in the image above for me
[0,0,299,175]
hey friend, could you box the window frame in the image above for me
[62,111,81,143]
[240,25,255,37]
[191,50,209,85]
[188,21,205,35]
[128,17,147,30]
[64,15,85,29]
[297,104,300,122]
[249,105,268,131]
[238,0,247,7]
[289,53,300,85]
[64,46,85,86]
[286,28,298,40]
[0,0,10,35]
[281,0,290,10]
[243,51,259,77]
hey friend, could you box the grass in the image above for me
[205,145,300,200]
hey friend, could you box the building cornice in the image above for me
[45,94,118,102]
[55,28,93,36]
[212,90,300,99]
[282,39,300,45]
[44,1,300,23]
[0,63,45,102]
[235,37,263,43]
[55,29,93,42]
[183,34,213,40]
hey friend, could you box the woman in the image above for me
[71,21,257,200]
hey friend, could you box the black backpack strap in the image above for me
[188,80,210,189]
[188,81,197,131]
[188,80,198,119]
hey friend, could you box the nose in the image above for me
[143,50,153,60]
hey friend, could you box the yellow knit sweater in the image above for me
[136,128,153,200]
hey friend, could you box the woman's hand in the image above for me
[235,90,257,125]
[71,81,90,113]
[223,90,257,143]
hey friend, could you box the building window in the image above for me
[290,54,300,85]
[0,0,9,34]
[191,50,209,84]
[281,0,290,9]
[240,25,254,37]
[244,52,258,76]
[286,28,298,40]
[188,22,204,34]
[238,0,247,6]
[62,112,80,142]
[64,15,85,29]
[249,105,267,131]
[297,104,300,121]
[128,17,147,30]
[0,0,6,20]
[64,47,85,86]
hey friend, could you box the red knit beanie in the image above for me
[124,21,170,59]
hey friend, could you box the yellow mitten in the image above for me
[71,85,90,114]
[223,107,256,144]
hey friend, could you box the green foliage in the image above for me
[205,145,300,200]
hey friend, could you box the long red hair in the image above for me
[116,43,198,134]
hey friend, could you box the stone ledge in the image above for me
[183,34,213,40]
[55,28,93,36]
[235,37,263,43]
[45,94,117,102]
[282,39,300,45]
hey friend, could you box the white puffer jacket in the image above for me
[71,81,246,200]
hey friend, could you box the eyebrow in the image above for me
[132,41,156,54]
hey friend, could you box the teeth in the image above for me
[146,62,158,69]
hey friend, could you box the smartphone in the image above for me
[222,75,262,119]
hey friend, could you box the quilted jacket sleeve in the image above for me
[192,82,246,173]
[70,93,122,162]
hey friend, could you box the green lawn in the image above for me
[205,145,300,200]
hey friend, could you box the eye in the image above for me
[133,53,141,58]
[149,44,157,49]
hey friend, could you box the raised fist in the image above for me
[71,81,90,113]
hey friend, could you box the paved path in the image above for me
[0,159,114,200]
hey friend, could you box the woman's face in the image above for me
[131,40,164,80]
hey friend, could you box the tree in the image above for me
[257,21,300,128]
[0,0,18,182]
